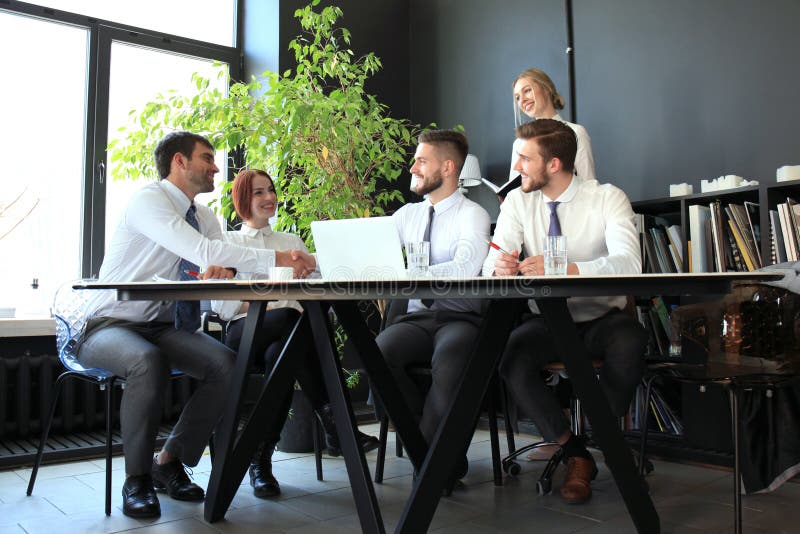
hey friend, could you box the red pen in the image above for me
[487,240,515,256]
[183,269,200,277]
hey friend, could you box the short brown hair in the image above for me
[154,131,213,179]
[417,130,469,176]
[516,119,577,173]
[231,169,273,221]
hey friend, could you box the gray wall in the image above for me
[408,0,800,202]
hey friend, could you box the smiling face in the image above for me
[513,77,555,120]
[514,138,550,193]
[247,173,277,227]
[409,142,446,196]
[181,141,219,195]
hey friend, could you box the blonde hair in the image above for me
[513,68,566,110]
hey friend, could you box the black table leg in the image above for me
[396,300,524,533]
[305,302,385,534]
[331,301,429,471]
[537,298,660,534]
[204,302,305,523]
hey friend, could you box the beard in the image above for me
[520,170,549,193]
[188,169,214,194]
[414,170,444,196]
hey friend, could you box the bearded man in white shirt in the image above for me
[77,131,315,518]
[378,129,490,488]
[483,119,647,504]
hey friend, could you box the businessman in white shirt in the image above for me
[378,130,490,487]
[77,132,315,518]
[483,119,646,504]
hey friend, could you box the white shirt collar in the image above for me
[159,179,193,213]
[428,189,463,214]
[238,223,274,238]
[544,176,579,204]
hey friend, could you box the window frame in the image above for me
[1,0,244,277]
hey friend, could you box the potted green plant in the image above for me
[108,0,419,247]
[108,0,419,453]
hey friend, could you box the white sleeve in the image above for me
[428,204,491,278]
[125,190,275,274]
[572,188,641,275]
[482,194,526,276]
[572,123,597,183]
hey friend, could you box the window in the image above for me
[29,0,236,46]
[0,2,240,315]
[0,12,88,312]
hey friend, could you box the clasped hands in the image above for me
[201,249,316,281]
[494,250,577,276]
[276,249,317,279]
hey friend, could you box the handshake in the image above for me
[204,250,317,281]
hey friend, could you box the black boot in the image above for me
[249,442,280,498]
[316,403,380,456]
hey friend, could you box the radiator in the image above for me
[0,351,194,459]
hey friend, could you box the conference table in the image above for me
[79,271,784,533]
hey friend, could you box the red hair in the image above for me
[231,169,274,222]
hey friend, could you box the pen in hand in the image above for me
[487,240,519,261]
[183,269,200,278]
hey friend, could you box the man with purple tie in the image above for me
[483,119,646,504]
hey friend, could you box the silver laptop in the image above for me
[311,216,406,280]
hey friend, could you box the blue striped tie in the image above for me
[175,205,201,332]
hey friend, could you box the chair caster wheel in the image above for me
[504,461,521,476]
[536,479,551,495]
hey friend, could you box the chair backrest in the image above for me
[52,279,114,379]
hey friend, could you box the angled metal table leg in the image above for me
[396,300,524,533]
[537,297,660,534]
[305,301,385,534]
[204,302,305,523]
[331,301,429,471]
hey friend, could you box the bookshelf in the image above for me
[628,181,800,464]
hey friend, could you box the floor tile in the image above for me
[124,517,220,533]
[213,500,317,533]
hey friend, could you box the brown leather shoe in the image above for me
[560,456,598,504]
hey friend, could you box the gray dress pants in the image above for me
[498,309,648,442]
[77,319,234,476]
[377,310,482,443]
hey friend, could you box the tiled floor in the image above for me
[2,424,798,533]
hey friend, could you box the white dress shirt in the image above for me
[89,180,277,322]
[211,224,308,320]
[392,190,490,313]
[482,177,641,322]
[509,114,596,184]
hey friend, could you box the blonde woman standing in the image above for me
[509,68,596,184]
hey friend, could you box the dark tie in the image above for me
[421,205,435,308]
[547,201,562,237]
[175,205,201,332]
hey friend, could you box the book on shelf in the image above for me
[481,175,521,197]
[743,201,763,267]
[708,202,726,272]
[770,209,787,264]
[778,202,797,261]
[688,204,712,272]
[728,203,761,269]
[727,217,756,271]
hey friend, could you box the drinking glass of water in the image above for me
[406,241,430,276]
[543,236,567,275]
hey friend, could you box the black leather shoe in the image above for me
[250,442,281,498]
[122,474,161,518]
[316,404,380,456]
[151,457,205,502]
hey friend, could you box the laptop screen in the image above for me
[311,216,406,280]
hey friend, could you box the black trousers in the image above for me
[225,308,327,445]
[377,310,482,443]
[499,309,648,443]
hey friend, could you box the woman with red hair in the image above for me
[212,169,379,499]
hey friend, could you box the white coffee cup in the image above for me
[269,266,294,281]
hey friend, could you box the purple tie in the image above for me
[547,201,562,237]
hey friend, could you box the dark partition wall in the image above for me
[575,0,800,201]
[407,0,800,201]
[409,0,567,181]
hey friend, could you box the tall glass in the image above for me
[543,236,568,275]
